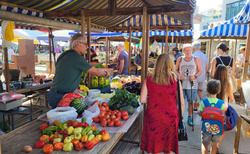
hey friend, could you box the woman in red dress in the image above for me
[140,53,185,154]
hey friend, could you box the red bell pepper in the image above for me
[75,122,85,128]
[100,130,107,135]
[71,139,79,146]
[91,124,96,131]
[67,120,74,127]
[35,140,45,148]
[92,137,100,145]
[84,122,89,128]
[85,141,94,150]
[75,142,84,151]
[43,144,53,153]
[73,120,79,128]
[57,129,68,135]
[49,134,58,142]
[54,142,64,150]
[40,135,50,144]
[39,124,48,132]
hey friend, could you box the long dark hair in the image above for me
[217,43,229,52]
[213,64,231,101]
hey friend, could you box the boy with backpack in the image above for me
[198,80,226,154]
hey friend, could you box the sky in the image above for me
[196,0,223,13]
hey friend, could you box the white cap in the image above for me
[183,44,192,50]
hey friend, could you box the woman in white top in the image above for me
[213,64,235,153]
[236,46,246,67]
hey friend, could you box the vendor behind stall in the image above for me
[134,50,142,75]
[48,33,110,108]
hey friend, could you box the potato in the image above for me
[23,145,32,153]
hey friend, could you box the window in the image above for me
[226,0,247,20]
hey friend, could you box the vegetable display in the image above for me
[70,98,86,115]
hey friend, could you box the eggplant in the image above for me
[132,81,137,85]
[132,101,139,108]
[109,104,120,110]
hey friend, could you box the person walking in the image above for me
[213,64,235,153]
[47,33,110,108]
[117,43,129,75]
[140,53,185,154]
[134,50,142,75]
[210,43,235,78]
[192,41,209,112]
[175,44,202,126]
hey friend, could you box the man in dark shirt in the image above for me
[134,50,142,75]
[117,43,129,75]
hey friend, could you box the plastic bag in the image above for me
[81,103,100,125]
[47,107,78,124]
[5,21,15,41]
[242,81,250,108]
[57,93,83,107]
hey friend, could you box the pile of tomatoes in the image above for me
[91,100,129,127]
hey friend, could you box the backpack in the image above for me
[201,98,225,135]
[217,56,237,93]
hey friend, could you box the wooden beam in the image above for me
[45,4,191,17]
[87,17,91,88]
[234,39,237,65]
[48,28,52,74]
[108,0,116,16]
[243,25,250,82]
[171,35,174,53]
[106,37,108,68]
[128,27,132,75]
[207,39,212,81]
[161,36,164,54]
[165,26,168,53]
[140,0,150,6]
[3,47,10,92]
[81,9,85,35]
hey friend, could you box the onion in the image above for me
[23,145,32,153]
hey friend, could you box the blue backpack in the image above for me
[201,98,226,135]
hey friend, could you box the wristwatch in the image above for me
[104,70,108,76]
[194,75,197,79]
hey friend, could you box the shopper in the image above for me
[117,43,129,75]
[134,50,142,75]
[198,79,226,154]
[192,41,208,111]
[175,44,202,126]
[213,64,235,153]
[140,53,185,154]
[47,33,110,108]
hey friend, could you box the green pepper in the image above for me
[81,126,92,136]
[46,126,58,132]
[73,127,83,135]
[87,130,93,136]
[63,143,73,151]
[74,133,82,140]
[46,130,53,136]
[87,134,95,141]
[81,117,86,123]
[93,130,101,136]
[64,136,72,144]
[53,138,62,144]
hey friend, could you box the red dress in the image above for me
[141,76,179,154]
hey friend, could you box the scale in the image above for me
[0,92,25,111]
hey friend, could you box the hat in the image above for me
[183,44,192,50]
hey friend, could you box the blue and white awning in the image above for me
[130,30,193,37]
[200,23,248,37]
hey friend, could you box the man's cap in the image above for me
[183,44,192,50]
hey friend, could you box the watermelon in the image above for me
[70,98,86,115]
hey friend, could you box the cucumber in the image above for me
[119,106,135,115]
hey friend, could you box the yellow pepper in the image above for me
[64,136,72,144]
[53,138,62,144]
[63,143,73,152]
[70,134,75,140]
[73,127,83,135]
[74,133,82,140]
[87,134,95,141]
[67,126,74,135]
[96,134,102,141]
[81,135,88,143]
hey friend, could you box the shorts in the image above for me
[197,82,204,91]
[201,132,220,145]
[183,89,197,103]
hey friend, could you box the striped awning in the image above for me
[0,0,195,31]
[200,23,248,38]
[129,30,193,37]
[226,0,250,24]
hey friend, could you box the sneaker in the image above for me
[193,109,198,113]
[188,117,193,126]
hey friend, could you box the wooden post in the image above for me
[161,36,164,54]
[165,26,168,53]
[171,35,174,53]
[106,37,108,68]
[234,39,237,63]
[207,39,212,81]
[145,14,150,75]
[140,6,147,150]
[219,36,221,43]
[233,116,241,154]
[109,39,111,64]
[48,29,52,74]
[176,37,178,48]
[243,25,250,82]
[128,27,132,75]
[81,9,85,36]
[87,17,91,88]
[3,47,10,92]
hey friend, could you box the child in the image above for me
[198,80,226,154]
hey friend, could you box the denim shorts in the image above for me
[47,90,65,109]
[202,131,220,145]
[183,89,197,103]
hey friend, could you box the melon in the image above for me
[70,98,86,115]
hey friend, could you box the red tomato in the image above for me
[105,106,109,111]
[112,118,119,122]
[107,112,112,116]
[99,106,106,112]
[100,111,107,115]
[105,114,110,119]
[110,115,116,120]
[108,121,114,127]
[98,112,105,118]
[100,130,107,135]
[115,120,122,127]
[116,112,121,117]
[113,109,119,114]
[93,100,100,106]
[101,120,107,127]
[102,102,108,107]
[122,115,129,120]
[106,118,111,123]
[121,111,128,116]
[92,117,100,123]
[99,117,106,123]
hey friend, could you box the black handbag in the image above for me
[177,80,188,141]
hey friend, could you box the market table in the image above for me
[10,82,52,94]
[231,103,250,154]
[0,119,125,154]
